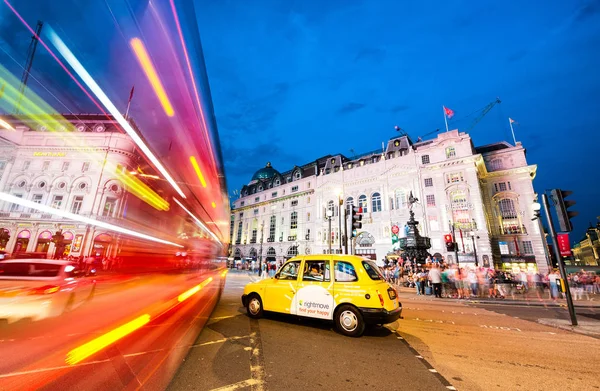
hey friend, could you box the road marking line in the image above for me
[415,355,423,359]
[208,378,261,391]
[191,335,250,348]
[429,369,438,373]
[446,386,457,390]
[0,359,111,378]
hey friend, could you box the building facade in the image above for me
[572,222,600,266]
[0,114,147,259]
[230,129,549,273]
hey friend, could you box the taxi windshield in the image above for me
[362,261,384,280]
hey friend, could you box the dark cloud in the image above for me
[574,1,600,22]
[338,102,365,114]
[390,105,410,113]
[222,141,301,178]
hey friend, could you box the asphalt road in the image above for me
[0,270,225,390]
[392,293,600,391]
[169,271,450,391]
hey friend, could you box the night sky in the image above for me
[1,0,599,241]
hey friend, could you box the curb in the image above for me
[537,319,600,338]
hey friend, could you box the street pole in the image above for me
[471,234,478,267]
[338,197,342,254]
[343,207,348,255]
[259,223,264,276]
[328,216,332,254]
[451,223,460,270]
[542,193,577,326]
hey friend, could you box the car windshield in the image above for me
[0,262,62,278]
[362,261,384,280]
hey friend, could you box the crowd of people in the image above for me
[379,256,600,301]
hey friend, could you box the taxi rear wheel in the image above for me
[335,305,365,337]
[246,294,263,319]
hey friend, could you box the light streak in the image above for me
[211,202,216,208]
[189,156,207,188]
[0,118,14,130]
[0,192,183,248]
[178,277,213,302]
[169,0,219,175]
[130,38,174,117]
[115,165,169,211]
[173,198,221,244]
[65,314,150,365]
[45,27,186,199]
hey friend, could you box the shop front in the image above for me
[92,233,113,258]
[14,229,30,253]
[35,230,53,253]
[500,255,538,273]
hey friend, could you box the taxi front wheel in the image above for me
[246,293,263,319]
[335,305,365,337]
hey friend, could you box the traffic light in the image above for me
[550,189,578,232]
[351,207,362,237]
[444,234,455,251]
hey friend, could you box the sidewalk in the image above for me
[537,318,600,338]
[394,285,600,308]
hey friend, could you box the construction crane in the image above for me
[465,97,501,132]
[14,20,43,114]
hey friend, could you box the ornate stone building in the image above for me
[0,114,168,259]
[230,129,549,273]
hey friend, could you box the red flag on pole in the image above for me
[443,106,454,119]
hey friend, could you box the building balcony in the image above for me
[235,240,241,245]
[267,237,274,242]
[288,235,297,241]
[499,225,527,235]
[250,239,257,244]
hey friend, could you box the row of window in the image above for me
[13,179,88,191]
[420,146,457,165]
[10,160,92,172]
[8,193,117,216]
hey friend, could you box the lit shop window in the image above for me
[446,147,456,158]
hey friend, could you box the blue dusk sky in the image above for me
[195,0,600,241]
[0,0,599,241]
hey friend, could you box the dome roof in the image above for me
[251,162,279,182]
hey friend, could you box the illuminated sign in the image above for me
[33,152,67,157]
[72,234,83,252]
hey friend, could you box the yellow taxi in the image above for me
[241,254,402,337]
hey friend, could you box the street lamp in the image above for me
[259,222,264,275]
[469,231,480,267]
[326,209,333,254]
[532,201,552,269]
[337,191,343,254]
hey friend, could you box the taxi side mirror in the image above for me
[274,272,280,279]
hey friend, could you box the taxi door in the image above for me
[263,259,301,314]
[293,258,335,320]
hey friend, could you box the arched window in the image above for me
[395,190,406,209]
[358,195,368,213]
[445,146,456,158]
[371,192,382,212]
[345,197,354,213]
[498,198,517,218]
[496,197,523,234]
